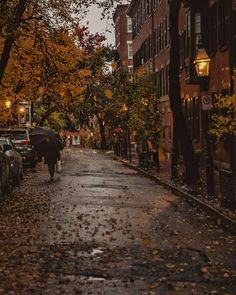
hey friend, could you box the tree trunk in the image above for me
[39,108,55,125]
[97,117,108,149]
[0,0,9,34]
[0,0,28,84]
[169,0,199,184]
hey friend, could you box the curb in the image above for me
[113,155,236,234]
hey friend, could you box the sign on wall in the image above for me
[201,95,212,111]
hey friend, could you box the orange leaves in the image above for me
[1,23,95,114]
[104,89,113,99]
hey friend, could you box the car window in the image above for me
[0,139,7,150]
[0,131,28,140]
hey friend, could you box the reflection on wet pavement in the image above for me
[0,148,235,294]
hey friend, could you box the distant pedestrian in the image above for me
[36,137,62,181]
[44,139,61,181]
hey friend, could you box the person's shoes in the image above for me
[50,177,54,182]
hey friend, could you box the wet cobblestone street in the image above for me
[0,148,235,294]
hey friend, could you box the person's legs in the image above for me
[48,163,55,180]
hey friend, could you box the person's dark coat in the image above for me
[36,139,60,165]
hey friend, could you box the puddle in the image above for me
[87,276,106,281]
[77,248,104,257]
[90,248,104,255]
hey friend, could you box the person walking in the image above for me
[36,137,62,181]
[44,140,61,181]
[30,127,64,181]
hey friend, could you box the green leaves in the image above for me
[209,94,236,140]
[129,70,161,142]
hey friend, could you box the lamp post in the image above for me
[5,99,12,109]
[122,104,132,163]
[5,99,12,126]
[18,106,26,126]
[194,46,215,197]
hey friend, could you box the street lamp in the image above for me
[18,106,26,126]
[5,99,12,109]
[5,99,12,126]
[194,47,211,77]
[122,104,132,163]
[19,106,26,114]
[194,46,215,197]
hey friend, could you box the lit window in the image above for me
[128,65,133,73]
[195,12,201,49]
[128,43,133,59]
[127,16,132,32]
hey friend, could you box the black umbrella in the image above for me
[29,127,55,147]
[29,127,63,153]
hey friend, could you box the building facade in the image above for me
[127,0,172,156]
[113,5,133,72]
[127,0,236,168]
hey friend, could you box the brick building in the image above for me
[127,0,172,155]
[113,5,133,71]
[179,0,236,169]
[127,0,236,168]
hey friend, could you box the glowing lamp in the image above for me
[193,48,211,77]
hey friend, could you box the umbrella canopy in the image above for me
[29,133,48,147]
[29,127,63,152]
[29,127,55,147]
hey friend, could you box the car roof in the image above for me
[0,127,29,131]
[0,137,11,141]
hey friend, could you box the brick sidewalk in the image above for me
[114,153,236,229]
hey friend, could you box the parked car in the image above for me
[0,137,23,185]
[0,128,37,168]
[0,146,12,196]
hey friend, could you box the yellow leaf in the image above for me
[104,89,113,99]
[143,238,150,247]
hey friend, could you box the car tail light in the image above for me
[22,140,30,145]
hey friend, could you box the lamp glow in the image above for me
[194,48,211,77]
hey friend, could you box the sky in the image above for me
[84,5,115,45]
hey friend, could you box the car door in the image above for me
[11,141,23,178]
[0,149,10,191]
[5,140,19,179]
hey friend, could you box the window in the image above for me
[137,8,140,31]
[233,10,236,65]
[165,65,169,95]
[153,29,157,55]
[218,0,230,48]
[194,12,201,50]
[153,0,157,10]
[186,10,191,57]
[143,0,147,20]
[132,17,137,38]
[159,24,162,51]
[166,15,170,45]
[209,3,217,54]
[164,16,168,47]
[140,3,143,26]
[147,0,150,16]
[128,43,133,59]
[127,17,132,32]
[128,65,133,73]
